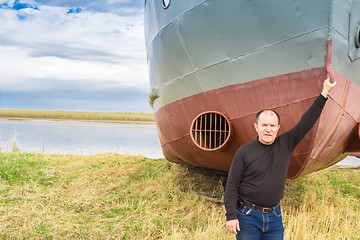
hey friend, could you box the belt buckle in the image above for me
[262,207,272,213]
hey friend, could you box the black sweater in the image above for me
[224,94,327,221]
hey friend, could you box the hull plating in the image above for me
[145,0,360,178]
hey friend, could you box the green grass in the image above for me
[0,152,358,239]
[0,109,155,123]
[0,152,47,185]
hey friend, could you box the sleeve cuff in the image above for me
[226,212,237,221]
[316,94,327,107]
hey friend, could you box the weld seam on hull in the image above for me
[329,25,348,40]
[146,0,207,56]
[226,26,329,64]
[328,79,358,123]
[290,153,312,179]
[160,133,191,148]
[330,96,357,123]
[292,109,321,179]
[151,26,329,92]
[228,94,320,121]
[176,20,203,92]
[292,122,320,179]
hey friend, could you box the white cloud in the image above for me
[0,45,148,91]
[0,1,149,96]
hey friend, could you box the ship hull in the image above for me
[145,0,360,178]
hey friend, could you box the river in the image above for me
[0,119,358,165]
[0,119,164,159]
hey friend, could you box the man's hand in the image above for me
[321,78,337,98]
[226,219,240,235]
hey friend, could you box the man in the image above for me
[224,78,336,239]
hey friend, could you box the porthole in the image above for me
[190,111,231,151]
[356,25,360,48]
[162,0,170,9]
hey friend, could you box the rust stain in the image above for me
[332,78,348,127]
[338,79,348,114]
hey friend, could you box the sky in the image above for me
[0,0,152,112]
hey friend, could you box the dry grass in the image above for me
[0,152,358,239]
[282,168,360,240]
[0,109,155,123]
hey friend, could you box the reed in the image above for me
[0,109,155,123]
[0,152,358,239]
[11,133,20,153]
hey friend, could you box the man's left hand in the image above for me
[321,78,337,98]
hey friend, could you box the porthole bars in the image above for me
[190,111,231,151]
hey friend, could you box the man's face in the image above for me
[254,111,280,145]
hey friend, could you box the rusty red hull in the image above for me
[155,67,360,179]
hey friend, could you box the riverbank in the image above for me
[0,109,155,123]
[0,152,358,239]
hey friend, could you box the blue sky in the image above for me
[0,0,152,112]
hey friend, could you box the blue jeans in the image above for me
[235,203,284,240]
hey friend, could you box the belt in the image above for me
[239,200,277,213]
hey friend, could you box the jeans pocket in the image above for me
[273,206,282,217]
[236,205,252,216]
